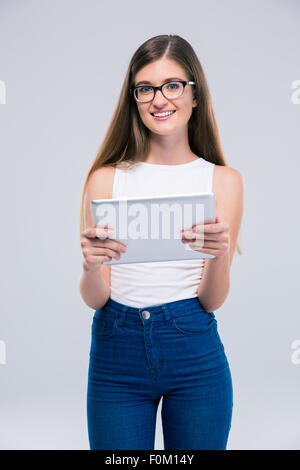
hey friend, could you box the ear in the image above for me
[192,90,197,107]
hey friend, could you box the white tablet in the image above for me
[90,192,216,265]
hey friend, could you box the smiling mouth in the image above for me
[150,110,176,116]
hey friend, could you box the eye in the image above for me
[166,82,180,90]
[139,86,152,93]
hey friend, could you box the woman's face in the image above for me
[133,57,197,136]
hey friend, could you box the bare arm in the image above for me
[196,167,244,312]
[78,166,116,310]
[79,260,111,310]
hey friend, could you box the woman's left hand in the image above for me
[180,214,230,260]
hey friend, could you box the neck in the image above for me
[143,129,196,165]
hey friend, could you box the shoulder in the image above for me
[213,164,244,198]
[87,165,117,185]
[212,164,244,230]
[85,165,117,199]
[83,165,117,231]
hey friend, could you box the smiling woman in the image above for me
[78,34,243,451]
[130,58,198,142]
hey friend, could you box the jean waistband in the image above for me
[94,296,214,327]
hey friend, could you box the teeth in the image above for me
[153,111,175,117]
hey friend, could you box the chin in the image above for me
[146,120,176,131]
[150,127,176,136]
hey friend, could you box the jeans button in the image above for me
[142,310,150,320]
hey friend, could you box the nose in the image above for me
[152,88,169,106]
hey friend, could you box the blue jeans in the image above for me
[87,296,233,450]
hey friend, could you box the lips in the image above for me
[150,110,176,116]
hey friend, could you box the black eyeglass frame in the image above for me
[129,80,195,103]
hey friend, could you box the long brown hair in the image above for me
[79,34,242,254]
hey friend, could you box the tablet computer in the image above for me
[90,192,216,265]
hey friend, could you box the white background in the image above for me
[0,0,299,449]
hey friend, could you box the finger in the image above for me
[182,231,222,242]
[181,225,205,237]
[85,254,112,266]
[188,242,219,253]
[194,222,225,233]
[186,239,205,249]
[189,240,220,249]
[97,238,127,253]
[88,246,122,260]
[82,226,112,239]
[96,227,114,240]
[182,230,204,240]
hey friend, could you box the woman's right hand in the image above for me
[80,226,127,271]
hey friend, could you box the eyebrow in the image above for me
[135,77,184,87]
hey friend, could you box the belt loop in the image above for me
[161,304,171,322]
[118,305,128,327]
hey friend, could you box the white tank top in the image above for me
[110,157,215,308]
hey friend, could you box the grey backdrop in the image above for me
[0,0,299,450]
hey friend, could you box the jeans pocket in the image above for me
[92,311,119,338]
[171,309,214,335]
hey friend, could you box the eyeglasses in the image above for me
[130,80,195,103]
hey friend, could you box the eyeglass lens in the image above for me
[135,81,184,102]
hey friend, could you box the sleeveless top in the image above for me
[110,157,215,308]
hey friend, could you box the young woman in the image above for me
[79,34,244,450]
